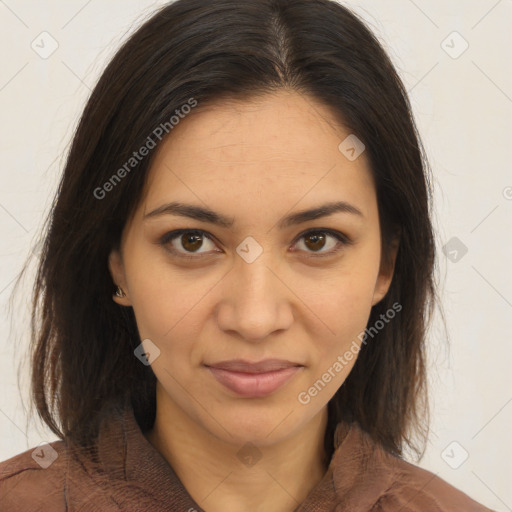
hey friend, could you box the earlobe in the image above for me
[372,234,400,306]
[108,249,130,305]
[371,275,392,306]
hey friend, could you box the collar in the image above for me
[66,399,396,511]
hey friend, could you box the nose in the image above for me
[215,252,294,342]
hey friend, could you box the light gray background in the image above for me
[1,0,511,510]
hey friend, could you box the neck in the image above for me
[144,391,329,512]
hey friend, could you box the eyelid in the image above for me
[159,227,352,259]
[290,228,352,258]
[159,229,219,259]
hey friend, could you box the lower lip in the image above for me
[206,366,302,397]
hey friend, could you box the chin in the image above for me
[204,404,303,446]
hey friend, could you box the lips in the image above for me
[205,359,303,397]
[207,358,301,373]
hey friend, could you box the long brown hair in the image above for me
[13,0,437,463]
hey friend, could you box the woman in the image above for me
[0,0,493,510]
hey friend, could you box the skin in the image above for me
[109,89,398,512]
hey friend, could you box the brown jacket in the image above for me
[0,401,493,511]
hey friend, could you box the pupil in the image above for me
[182,233,203,252]
[306,233,325,251]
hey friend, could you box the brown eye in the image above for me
[303,232,327,252]
[181,232,204,252]
[293,229,349,256]
[160,229,218,258]
[159,228,351,260]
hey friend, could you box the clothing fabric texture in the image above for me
[0,400,493,511]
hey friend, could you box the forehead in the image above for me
[137,90,376,222]
[152,90,350,166]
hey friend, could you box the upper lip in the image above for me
[205,359,302,373]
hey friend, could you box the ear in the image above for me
[371,233,400,307]
[108,249,131,306]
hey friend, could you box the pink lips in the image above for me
[205,359,303,397]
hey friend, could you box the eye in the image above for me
[291,229,351,257]
[159,229,219,259]
[159,228,351,260]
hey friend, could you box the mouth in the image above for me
[205,359,304,397]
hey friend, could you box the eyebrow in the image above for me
[143,200,363,229]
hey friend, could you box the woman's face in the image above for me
[109,89,397,446]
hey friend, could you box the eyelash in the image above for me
[159,228,352,260]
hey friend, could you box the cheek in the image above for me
[122,237,207,339]
[129,285,205,346]
[316,292,371,364]
[301,286,374,402]
[310,258,380,359]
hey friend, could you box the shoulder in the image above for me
[383,455,495,512]
[0,440,68,511]
[0,429,133,511]
[0,439,122,511]
[331,424,495,512]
